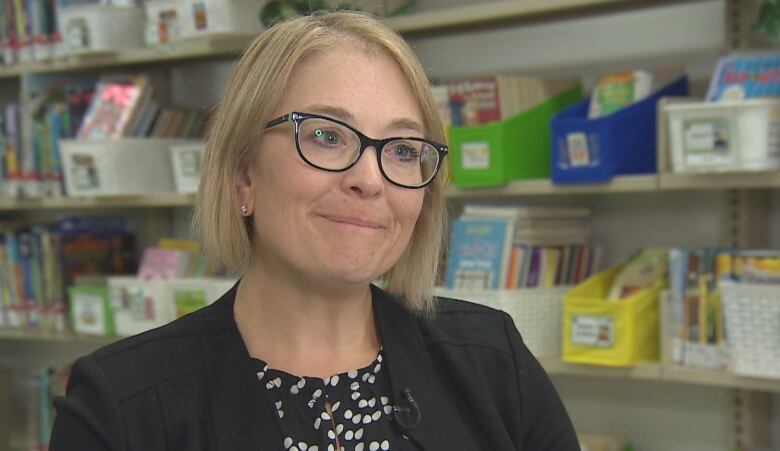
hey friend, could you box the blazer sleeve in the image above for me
[503,314,580,451]
[50,355,125,451]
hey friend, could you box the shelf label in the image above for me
[566,132,591,167]
[571,314,615,348]
[682,117,733,166]
[461,142,490,170]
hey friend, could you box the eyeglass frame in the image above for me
[264,111,449,189]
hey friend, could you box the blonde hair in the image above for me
[193,11,448,314]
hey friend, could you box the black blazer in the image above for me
[51,284,578,450]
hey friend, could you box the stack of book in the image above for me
[0,217,137,332]
[442,203,603,290]
[77,74,209,141]
[0,0,66,65]
[2,73,210,199]
[431,74,579,127]
[667,248,780,370]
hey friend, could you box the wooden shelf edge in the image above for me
[445,175,658,198]
[0,193,195,211]
[659,172,780,190]
[541,357,780,393]
[0,34,252,78]
[384,0,641,33]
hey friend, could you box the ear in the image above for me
[235,164,255,216]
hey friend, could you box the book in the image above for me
[706,52,780,102]
[448,75,579,126]
[76,75,151,139]
[137,247,190,280]
[58,217,137,286]
[444,217,515,290]
[462,203,591,220]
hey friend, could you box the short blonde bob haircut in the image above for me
[193,11,448,315]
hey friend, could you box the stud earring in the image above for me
[240,204,249,215]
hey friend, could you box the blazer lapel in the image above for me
[197,287,284,450]
[372,286,476,451]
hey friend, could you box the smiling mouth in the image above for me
[321,215,384,229]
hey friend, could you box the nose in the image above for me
[342,146,384,197]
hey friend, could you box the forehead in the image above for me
[275,45,423,127]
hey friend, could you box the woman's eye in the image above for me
[388,144,419,162]
[312,128,341,146]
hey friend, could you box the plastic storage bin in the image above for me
[170,141,206,193]
[436,287,569,359]
[107,277,235,336]
[563,266,665,366]
[449,86,582,188]
[721,282,780,379]
[59,5,145,55]
[61,139,189,196]
[176,0,263,39]
[666,99,780,173]
[550,77,688,184]
[67,285,115,335]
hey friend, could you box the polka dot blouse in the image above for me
[254,350,413,451]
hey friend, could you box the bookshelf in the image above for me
[0,0,778,450]
[0,193,194,211]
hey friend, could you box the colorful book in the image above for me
[444,217,515,290]
[77,75,151,139]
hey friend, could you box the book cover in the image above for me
[76,75,150,140]
[137,247,189,280]
[58,217,137,285]
[706,53,780,101]
[525,247,541,288]
[444,217,514,290]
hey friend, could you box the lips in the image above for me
[320,214,385,229]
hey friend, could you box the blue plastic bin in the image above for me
[550,76,688,184]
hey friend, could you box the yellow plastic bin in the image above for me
[562,266,665,366]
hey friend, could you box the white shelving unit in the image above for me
[1,0,779,449]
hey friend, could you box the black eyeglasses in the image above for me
[264,112,448,189]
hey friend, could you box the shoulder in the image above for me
[83,294,232,402]
[421,295,519,358]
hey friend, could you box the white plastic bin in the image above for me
[59,5,145,55]
[666,99,780,173]
[721,281,780,379]
[435,287,569,358]
[176,0,263,39]
[170,141,206,193]
[61,139,189,196]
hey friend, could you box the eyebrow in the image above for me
[304,104,427,136]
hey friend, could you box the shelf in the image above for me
[0,193,194,211]
[541,357,780,393]
[659,171,780,191]
[383,0,666,34]
[0,33,253,79]
[444,175,658,198]
[663,365,780,394]
[541,358,663,380]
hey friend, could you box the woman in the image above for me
[51,11,578,451]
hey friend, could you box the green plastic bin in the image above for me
[450,85,583,188]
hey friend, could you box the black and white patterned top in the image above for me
[254,350,411,451]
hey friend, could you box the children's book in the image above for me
[137,247,189,280]
[706,53,780,102]
[444,217,515,290]
[76,75,151,139]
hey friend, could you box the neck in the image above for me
[234,260,381,379]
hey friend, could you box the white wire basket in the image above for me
[721,281,780,380]
[435,287,570,359]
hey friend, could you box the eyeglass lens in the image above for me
[298,117,439,187]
